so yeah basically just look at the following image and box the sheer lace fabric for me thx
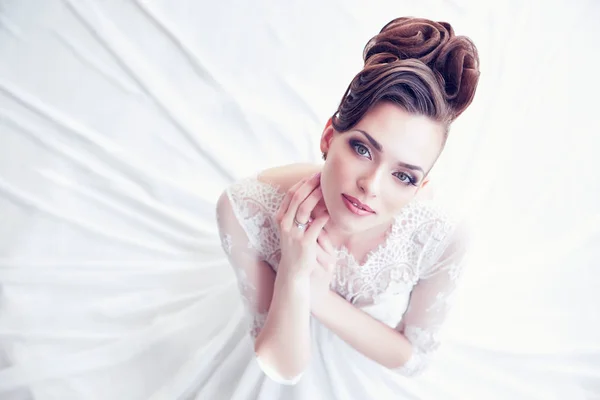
[216,174,467,380]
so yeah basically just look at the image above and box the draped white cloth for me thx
[0,0,599,399]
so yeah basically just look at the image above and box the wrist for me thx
[275,270,310,298]
[310,289,334,319]
[276,263,311,285]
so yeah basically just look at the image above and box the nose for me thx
[357,168,381,197]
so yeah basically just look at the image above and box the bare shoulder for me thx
[257,163,321,193]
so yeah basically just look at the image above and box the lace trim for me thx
[226,175,285,266]
[331,207,454,306]
[220,232,233,255]
[250,312,268,339]
[394,325,440,376]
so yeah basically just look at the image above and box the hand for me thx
[275,172,330,282]
[310,226,337,309]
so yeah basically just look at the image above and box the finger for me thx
[276,177,309,222]
[277,175,314,222]
[294,186,322,227]
[281,173,322,230]
[304,212,329,243]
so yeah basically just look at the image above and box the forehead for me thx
[353,102,444,167]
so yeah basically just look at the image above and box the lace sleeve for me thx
[394,222,468,377]
[216,180,303,385]
[215,189,276,341]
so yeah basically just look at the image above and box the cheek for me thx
[328,149,348,171]
[328,146,358,181]
[323,149,350,186]
[380,189,419,214]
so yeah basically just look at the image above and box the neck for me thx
[323,218,394,250]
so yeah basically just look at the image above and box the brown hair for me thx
[324,17,480,160]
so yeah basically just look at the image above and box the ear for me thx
[320,117,335,155]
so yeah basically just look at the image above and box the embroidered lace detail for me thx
[250,312,268,339]
[331,204,454,307]
[216,180,284,343]
[221,233,233,255]
[394,326,439,376]
[225,176,285,268]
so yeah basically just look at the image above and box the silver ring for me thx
[293,217,309,230]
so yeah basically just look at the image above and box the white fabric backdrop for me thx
[0,0,599,399]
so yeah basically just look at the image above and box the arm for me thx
[254,272,311,383]
[312,290,414,368]
[216,191,310,384]
[313,225,467,376]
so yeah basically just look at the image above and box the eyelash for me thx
[349,140,418,186]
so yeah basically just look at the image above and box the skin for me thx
[314,100,445,251]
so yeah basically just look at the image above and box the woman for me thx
[215,16,480,399]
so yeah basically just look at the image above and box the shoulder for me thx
[257,163,321,194]
[405,199,454,236]
[407,200,467,256]
[219,163,321,217]
[407,200,468,277]
[217,163,319,264]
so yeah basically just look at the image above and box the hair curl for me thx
[324,17,480,160]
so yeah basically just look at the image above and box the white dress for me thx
[209,173,466,399]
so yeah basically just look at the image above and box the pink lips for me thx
[342,194,374,213]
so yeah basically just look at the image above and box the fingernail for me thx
[314,172,321,178]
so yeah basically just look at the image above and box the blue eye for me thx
[351,140,371,158]
[394,172,416,185]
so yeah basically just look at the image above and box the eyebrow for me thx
[354,129,425,175]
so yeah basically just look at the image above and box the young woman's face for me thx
[319,101,445,235]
